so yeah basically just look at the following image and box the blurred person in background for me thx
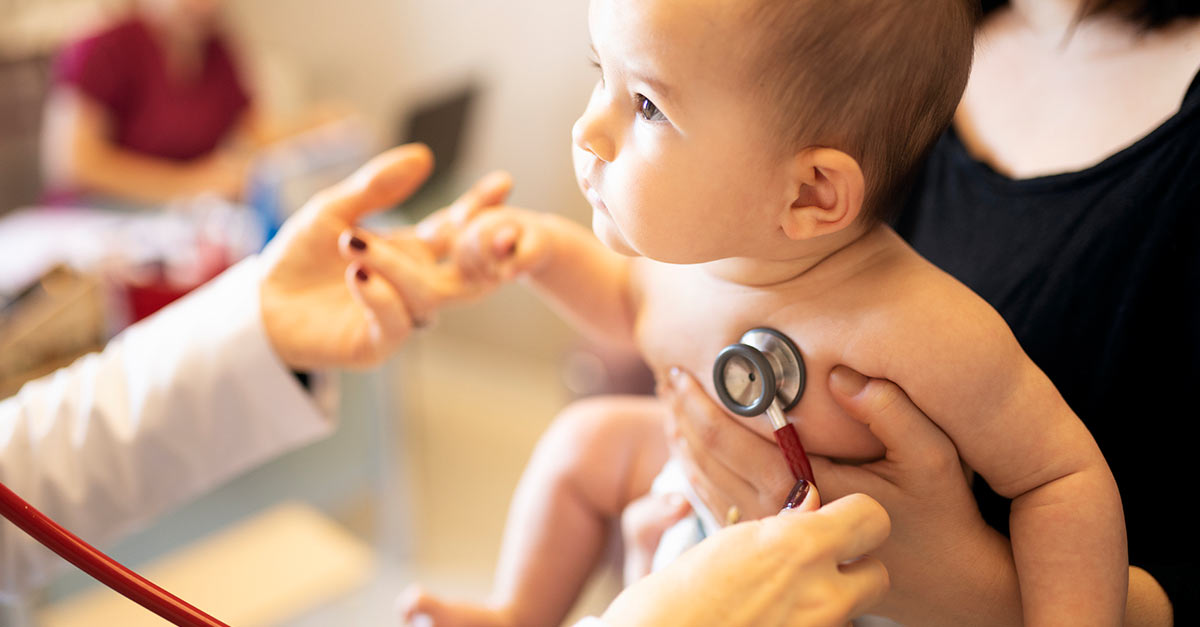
[39,0,338,206]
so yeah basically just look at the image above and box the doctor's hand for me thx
[657,366,1022,626]
[259,144,463,370]
[603,491,890,627]
[336,167,519,317]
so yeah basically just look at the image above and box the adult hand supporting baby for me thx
[655,366,1024,626]
[604,491,890,627]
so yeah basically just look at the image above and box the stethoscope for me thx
[713,328,816,487]
[0,326,817,627]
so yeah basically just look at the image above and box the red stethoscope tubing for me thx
[0,481,229,627]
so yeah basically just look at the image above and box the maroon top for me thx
[54,18,251,162]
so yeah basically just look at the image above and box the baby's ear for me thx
[780,148,865,241]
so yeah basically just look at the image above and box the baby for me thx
[385,0,1127,625]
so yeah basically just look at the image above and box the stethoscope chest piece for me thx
[713,327,805,417]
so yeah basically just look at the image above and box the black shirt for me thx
[896,71,1200,621]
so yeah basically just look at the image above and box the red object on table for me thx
[0,481,229,627]
[123,238,229,323]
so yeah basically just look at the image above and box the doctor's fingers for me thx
[344,262,413,366]
[340,229,463,320]
[308,144,435,224]
[661,369,793,515]
[827,366,961,484]
[416,170,514,257]
[810,493,892,564]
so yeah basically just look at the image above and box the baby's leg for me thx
[401,395,668,627]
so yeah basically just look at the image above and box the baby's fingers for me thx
[416,170,513,257]
[452,214,522,284]
[456,211,549,284]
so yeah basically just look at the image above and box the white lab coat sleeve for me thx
[0,256,336,596]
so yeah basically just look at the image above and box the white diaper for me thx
[648,459,723,573]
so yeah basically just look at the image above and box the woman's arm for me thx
[41,88,248,204]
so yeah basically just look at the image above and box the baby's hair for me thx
[747,0,978,222]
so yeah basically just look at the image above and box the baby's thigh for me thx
[539,395,670,515]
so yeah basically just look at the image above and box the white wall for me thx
[226,0,600,358]
[226,0,594,219]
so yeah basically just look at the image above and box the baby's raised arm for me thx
[869,285,1127,625]
[444,207,640,348]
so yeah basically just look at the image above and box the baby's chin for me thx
[592,211,641,257]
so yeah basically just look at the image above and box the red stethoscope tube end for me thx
[0,481,229,627]
[773,423,817,488]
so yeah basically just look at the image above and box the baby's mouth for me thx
[582,182,609,215]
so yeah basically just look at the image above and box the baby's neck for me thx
[700,221,881,287]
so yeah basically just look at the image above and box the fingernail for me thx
[666,493,686,508]
[829,365,868,397]
[355,268,369,282]
[349,235,368,251]
[782,478,810,510]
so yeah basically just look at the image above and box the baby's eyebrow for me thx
[633,71,674,103]
[589,43,675,103]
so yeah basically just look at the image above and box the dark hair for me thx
[981,0,1200,28]
[748,0,979,223]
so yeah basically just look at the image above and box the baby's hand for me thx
[450,207,553,290]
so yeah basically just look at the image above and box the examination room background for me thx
[0,0,621,624]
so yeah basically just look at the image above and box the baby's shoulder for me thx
[843,232,1022,369]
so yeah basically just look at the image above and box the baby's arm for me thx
[450,208,639,348]
[870,286,1126,625]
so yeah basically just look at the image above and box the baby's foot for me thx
[398,585,517,627]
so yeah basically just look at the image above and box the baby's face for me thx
[573,0,791,265]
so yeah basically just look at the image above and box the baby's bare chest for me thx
[633,265,885,461]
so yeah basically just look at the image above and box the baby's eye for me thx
[589,57,605,86]
[635,94,666,122]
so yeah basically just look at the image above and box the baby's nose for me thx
[572,112,616,163]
